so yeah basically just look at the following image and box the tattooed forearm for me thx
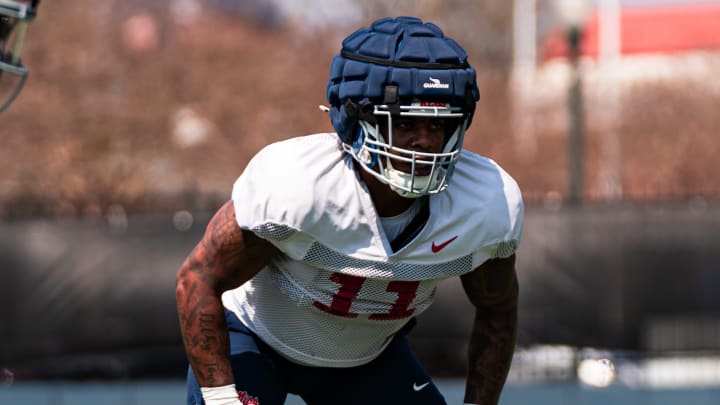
[461,256,519,405]
[175,200,277,387]
[191,310,231,385]
[464,289,518,403]
[177,276,234,386]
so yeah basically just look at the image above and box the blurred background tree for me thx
[1,0,718,219]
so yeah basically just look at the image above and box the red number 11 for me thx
[313,273,420,320]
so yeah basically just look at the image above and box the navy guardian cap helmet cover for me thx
[325,16,480,198]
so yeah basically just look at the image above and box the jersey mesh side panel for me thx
[303,241,474,279]
[252,223,475,279]
[496,239,518,258]
[251,224,297,241]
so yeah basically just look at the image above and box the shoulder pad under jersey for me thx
[423,150,524,265]
[231,133,379,259]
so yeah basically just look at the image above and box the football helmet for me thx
[0,0,39,112]
[326,16,479,198]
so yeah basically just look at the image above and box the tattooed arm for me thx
[175,200,278,388]
[460,254,519,405]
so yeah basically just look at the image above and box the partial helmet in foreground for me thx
[0,0,39,112]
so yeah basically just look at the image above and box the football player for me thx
[0,0,39,112]
[176,16,524,405]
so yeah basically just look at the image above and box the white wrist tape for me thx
[200,384,243,405]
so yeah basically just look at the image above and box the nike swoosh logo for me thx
[431,236,458,253]
[413,382,430,391]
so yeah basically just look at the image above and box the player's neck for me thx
[357,167,416,217]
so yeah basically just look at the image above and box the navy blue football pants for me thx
[186,310,446,405]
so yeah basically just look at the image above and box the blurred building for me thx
[512,0,720,201]
[542,2,720,59]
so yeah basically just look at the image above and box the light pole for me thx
[554,0,590,205]
[511,0,537,159]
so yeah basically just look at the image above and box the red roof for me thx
[542,3,720,60]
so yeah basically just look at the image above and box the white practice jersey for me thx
[223,133,524,367]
